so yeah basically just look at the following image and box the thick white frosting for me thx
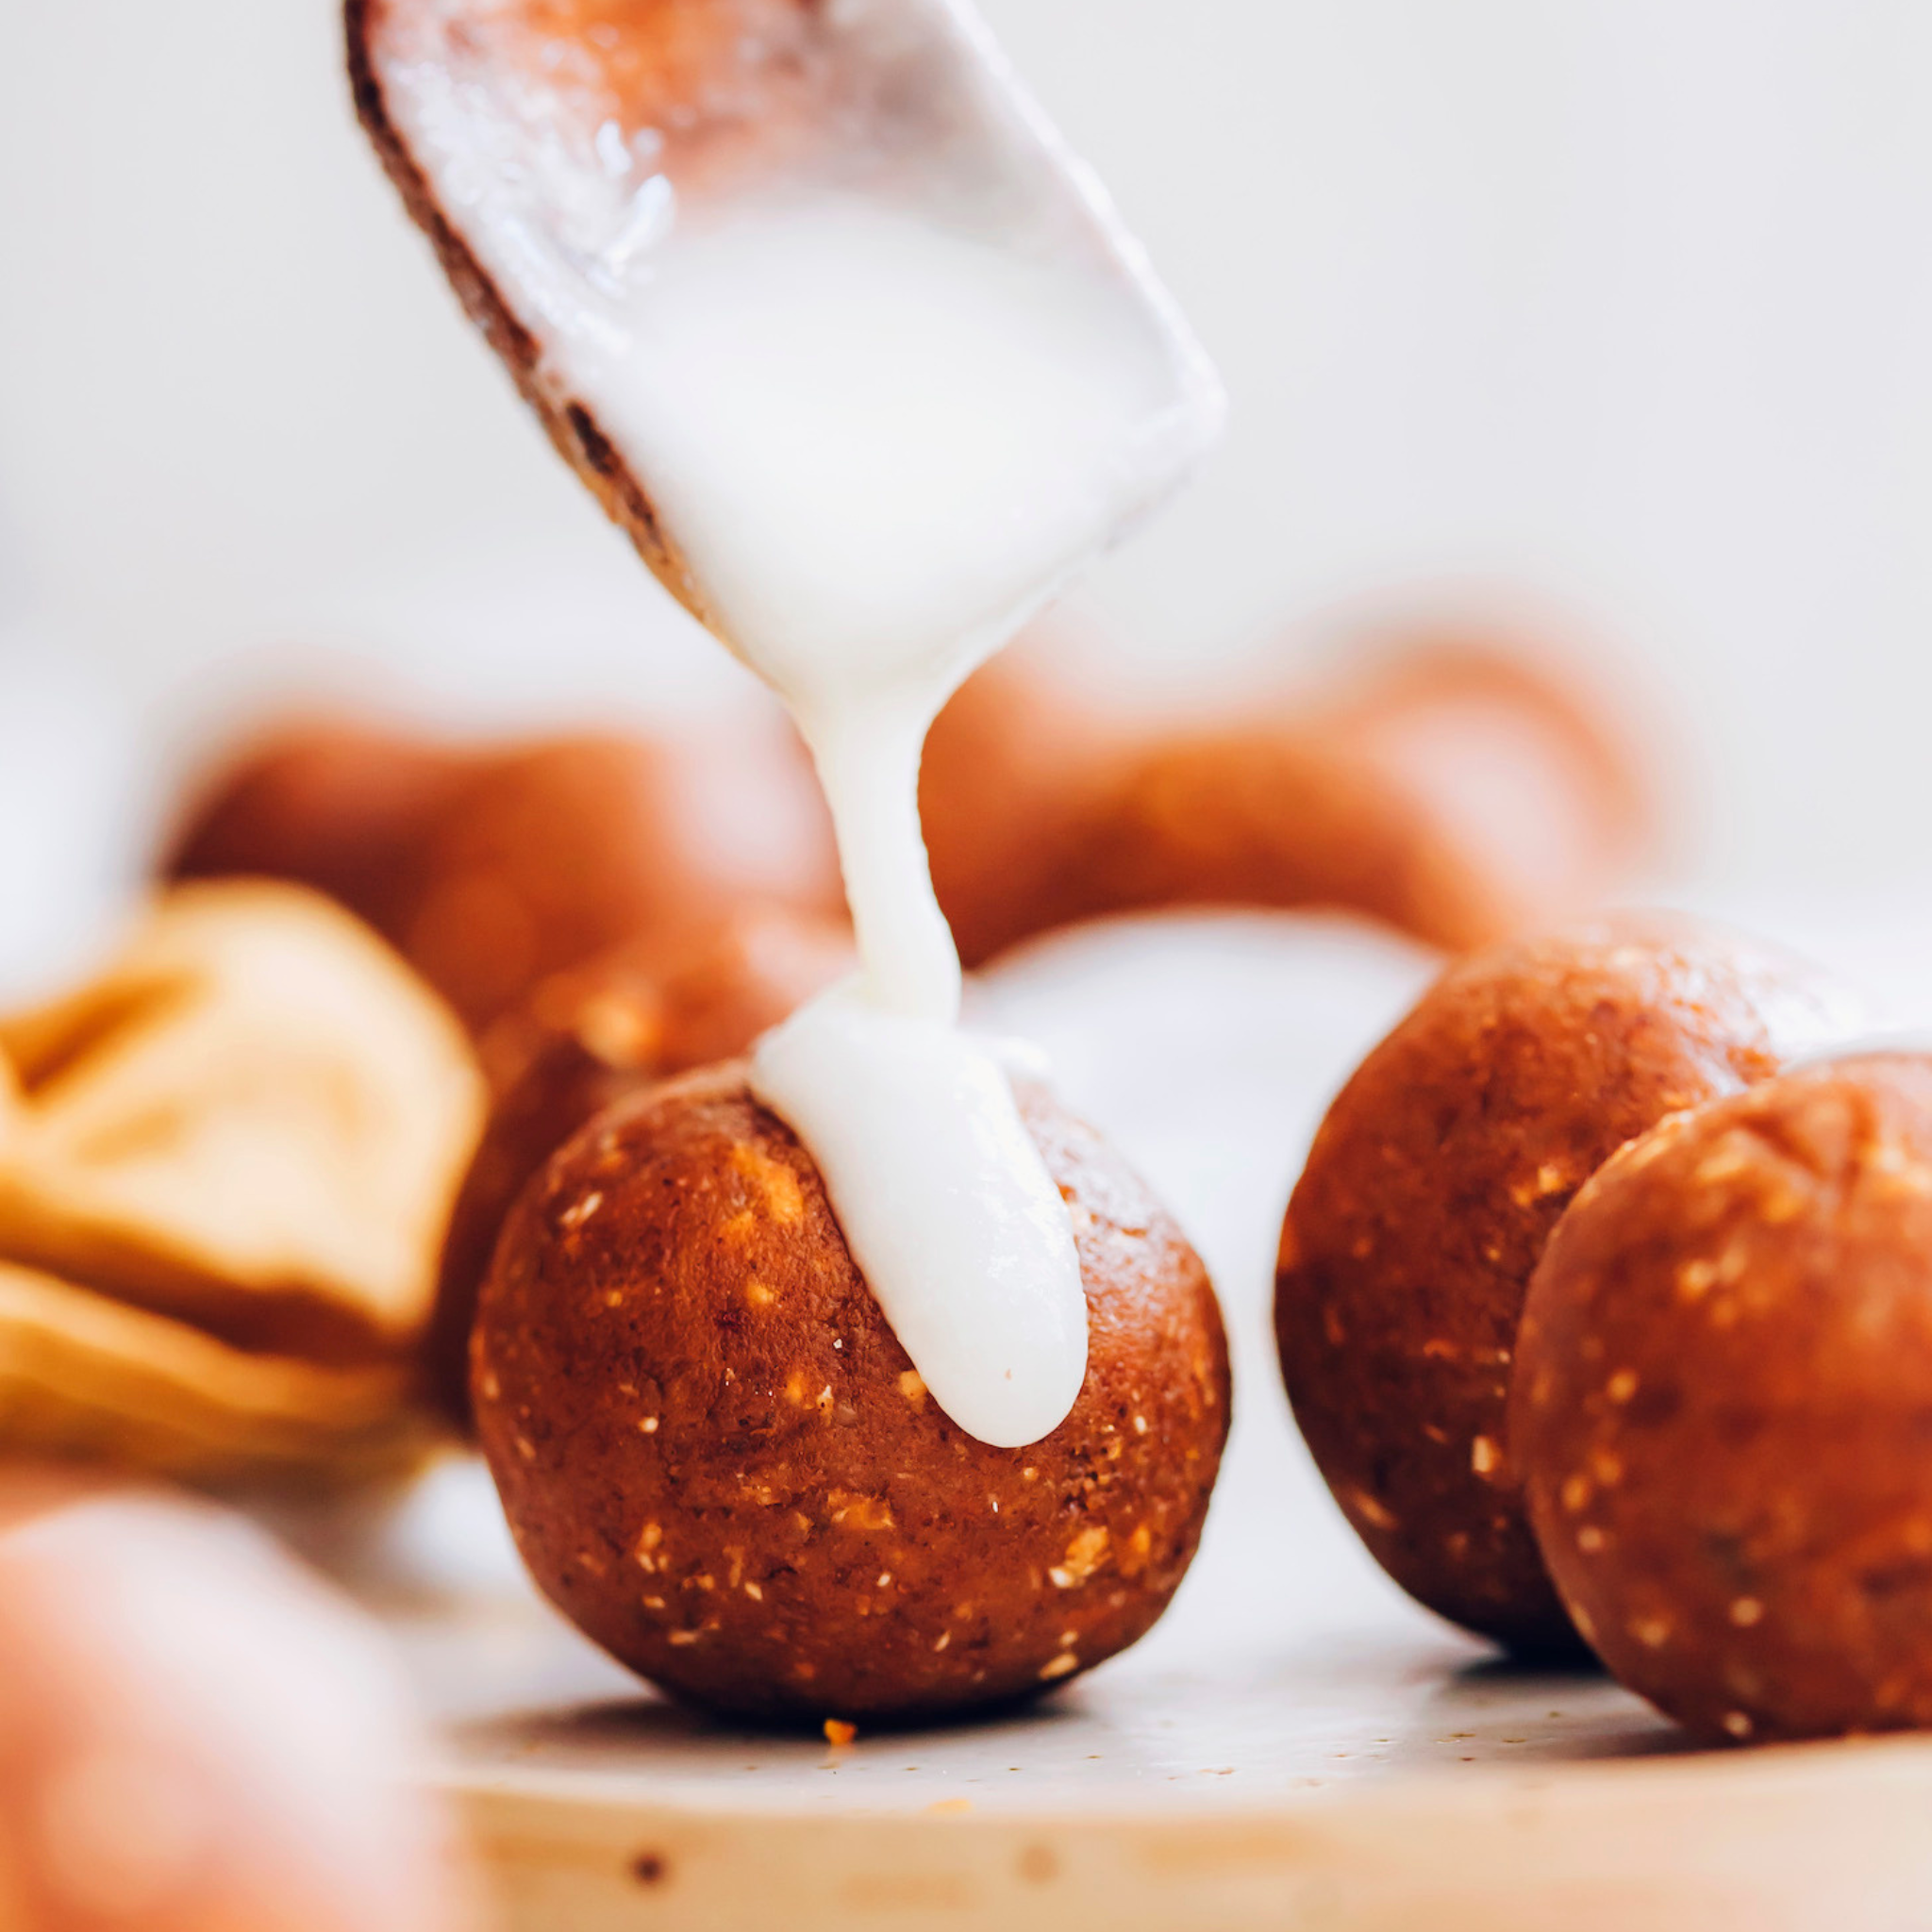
[379,2,1223,1445]
[753,984,1086,1446]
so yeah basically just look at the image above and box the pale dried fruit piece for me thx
[0,1260,429,1491]
[0,880,485,1362]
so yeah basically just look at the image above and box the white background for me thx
[5,1,1932,950]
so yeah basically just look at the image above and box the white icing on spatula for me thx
[359,0,1223,1444]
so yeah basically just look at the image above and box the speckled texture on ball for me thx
[1274,915,1855,1654]
[428,907,852,1423]
[1515,1054,1932,1743]
[473,1065,1230,1723]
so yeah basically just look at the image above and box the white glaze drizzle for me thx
[754,984,1085,1446]
[379,3,1223,1445]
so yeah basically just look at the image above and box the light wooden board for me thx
[382,1565,1932,1932]
[341,914,1932,1930]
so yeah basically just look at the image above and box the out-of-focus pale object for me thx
[0,1472,478,1931]
[0,627,141,1013]
[0,879,485,1363]
[0,1262,430,1491]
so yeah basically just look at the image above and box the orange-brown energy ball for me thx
[428,905,855,1422]
[474,1067,1231,1723]
[166,713,841,1031]
[161,720,468,946]
[1274,916,1855,1654]
[919,649,1139,969]
[1515,1054,1932,1743]
[921,637,1649,969]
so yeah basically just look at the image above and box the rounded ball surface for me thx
[396,728,836,1028]
[168,716,840,1030]
[164,720,467,944]
[1274,915,1854,1654]
[1515,1054,1932,1743]
[921,637,1650,968]
[474,1067,1230,1722]
[428,906,853,1423]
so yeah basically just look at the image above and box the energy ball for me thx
[920,647,1137,968]
[1274,916,1856,1654]
[395,727,836,1029]
[474,1066,1230,1723]
[163,720,467,946]
[1515,1054,1932,1743]
[167,713,840,1030]
[427,905,854,1422]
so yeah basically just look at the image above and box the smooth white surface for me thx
[753,984,1087,1448]
[565,202,1221,707]
[404,1595,1673,1813]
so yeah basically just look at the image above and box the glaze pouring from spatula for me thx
[352,0,1224,1446]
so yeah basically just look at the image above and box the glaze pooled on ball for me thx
[1515,1054,1932,1742]
[1274,916,1855,1653]
[474,1066,1229,1722]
